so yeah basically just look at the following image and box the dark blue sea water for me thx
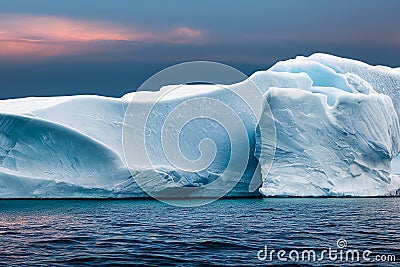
[0,198,399,266]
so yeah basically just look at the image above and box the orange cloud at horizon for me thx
[0,14,205,58]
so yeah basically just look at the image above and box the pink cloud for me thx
[0,14,205,58]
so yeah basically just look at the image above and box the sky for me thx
[0,0,399,99]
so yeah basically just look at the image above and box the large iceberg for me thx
[0,53,399,198]
[256,54,400,196]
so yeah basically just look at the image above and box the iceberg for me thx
[0,53,399,198]
[0,96,140,198]
[0,91,263,198]
[257,54,400,196]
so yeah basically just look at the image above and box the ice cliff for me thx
[0,53,399,198]
[256,54,400,196]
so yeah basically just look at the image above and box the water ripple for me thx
[0,198,399,266]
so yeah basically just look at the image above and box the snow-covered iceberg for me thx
[257,54,400,196]
[0,92,263,198]
[0,53,399,198]
[0,96,138,198]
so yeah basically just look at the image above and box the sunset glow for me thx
[0,14,205,58]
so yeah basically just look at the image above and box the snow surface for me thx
[0,53,399,198]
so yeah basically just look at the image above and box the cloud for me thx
[0,14,205,58]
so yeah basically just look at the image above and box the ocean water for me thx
[0,198,399,266]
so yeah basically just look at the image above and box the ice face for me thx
[257,88,399,196]
[256,54,400,196]
[0,53,399,198]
